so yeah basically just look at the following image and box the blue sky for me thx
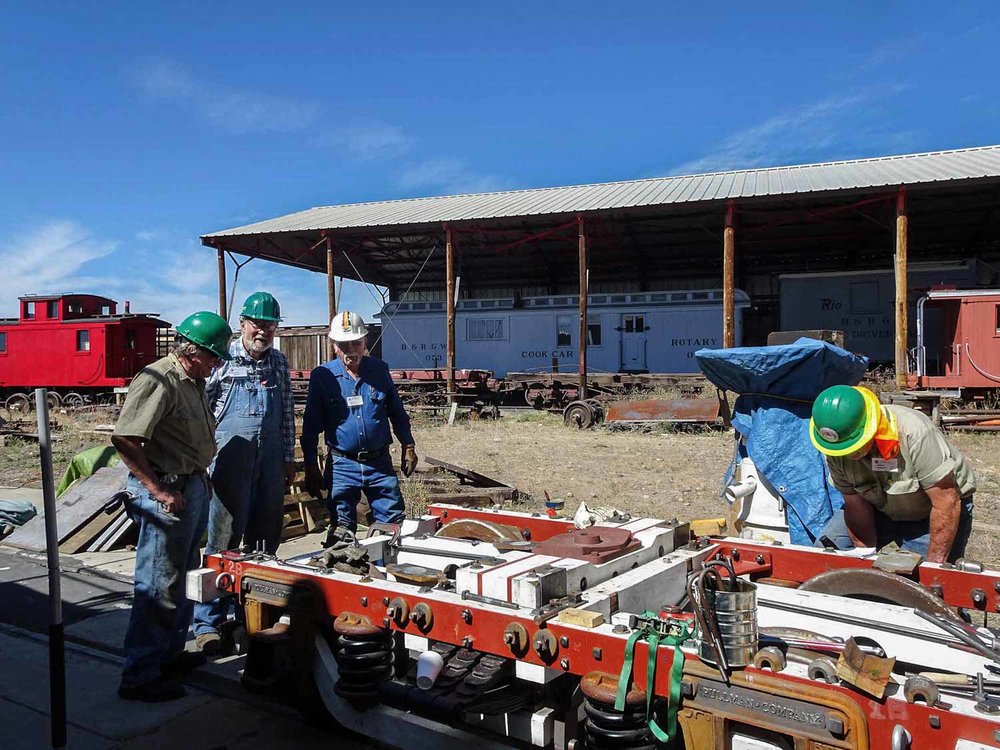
[1,2,997,326]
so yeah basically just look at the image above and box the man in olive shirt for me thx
[810,385,975,564]
[111,311,232,702]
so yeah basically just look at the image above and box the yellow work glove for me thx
[401,445,418,477]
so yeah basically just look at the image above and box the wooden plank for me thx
[87,509,129,552]
[424,456,511,489]
[97,515,136,552]
[5,464,128,552]
[60,503,123,554]
[555,608,605,628]
[895,187,908,387]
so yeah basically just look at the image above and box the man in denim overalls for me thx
[193,292,296,654]
[302,311,418,541]
[112,311,232,702]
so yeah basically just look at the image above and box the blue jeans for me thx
[193,434,285,637]
[120,473,210,688]
[328,452,405,531]
[816,497,974,563]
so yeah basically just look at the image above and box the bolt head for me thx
[360,597,368,606]
[560,658,569,670]
[559,636,569,648]
[755,554,765,564]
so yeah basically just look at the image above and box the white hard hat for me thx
[329,310,369,342]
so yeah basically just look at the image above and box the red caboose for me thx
[912,288,1000,395]
[0,293,169,410]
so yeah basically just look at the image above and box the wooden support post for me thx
[216,247,228,321]
[326,236,336,360]
[578,215,588,400]
[446,226,456,403]
[895,187,909,388]
[723,201,736,349]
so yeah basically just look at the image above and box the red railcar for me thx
[912,288,1000,394]
[0,293,169,410]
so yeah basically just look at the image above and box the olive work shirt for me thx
[112,353,217,475]
[826,404,976,522]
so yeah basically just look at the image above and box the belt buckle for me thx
[357,450,370,462]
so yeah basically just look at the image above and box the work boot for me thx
[161,650,207,677]
[118,676,186,703]
[195,631,222,656]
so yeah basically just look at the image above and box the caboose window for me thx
[996,304,1000,334]
[556,315,574,347]
[24,302,35,319]
[0,332,6,353]
[46,301,58,318]
[126,331,137,350]
[76,330,90,352]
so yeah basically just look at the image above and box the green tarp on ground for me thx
[56,445,120,497]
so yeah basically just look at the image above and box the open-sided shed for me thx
[202,144,1000,396]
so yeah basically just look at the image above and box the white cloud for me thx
[0,221,118,314]
[397,158,509,195]
[316,122,413,160]
[131,60,321,134]
[667,86,911,176]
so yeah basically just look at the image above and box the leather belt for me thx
[328,446,389,463]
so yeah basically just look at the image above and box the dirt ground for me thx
[3,406,998,564]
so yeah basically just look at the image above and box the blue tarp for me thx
[696,338,869,545]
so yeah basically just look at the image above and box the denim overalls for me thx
[193,357,285,637]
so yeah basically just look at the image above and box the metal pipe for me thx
[461,590,521,610]
[36,389,66,750]
[914,609,1000,664]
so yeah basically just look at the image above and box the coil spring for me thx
[582,697,657,750]
[333,630,393,703]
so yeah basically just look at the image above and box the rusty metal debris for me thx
[835,636,896,698]
[799,567,962,622]
[435,518,525,543]
[563,396,726,429]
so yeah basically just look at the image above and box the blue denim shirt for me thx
[300,356,414,464]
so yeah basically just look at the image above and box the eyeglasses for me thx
[246,318,278,332]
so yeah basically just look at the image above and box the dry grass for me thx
[4,404,998,567]
[411,412,1000,566]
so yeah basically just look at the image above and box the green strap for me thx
[614,614,694,744]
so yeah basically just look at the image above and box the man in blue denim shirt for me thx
[302,311,417,538]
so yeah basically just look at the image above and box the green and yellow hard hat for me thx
[809,385,880,457]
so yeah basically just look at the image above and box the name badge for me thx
[226,365,250,378]
[346,395,364,408]
[871,457,899,472]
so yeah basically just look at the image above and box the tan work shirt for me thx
[826,405,976,521]
[113,353,217,474]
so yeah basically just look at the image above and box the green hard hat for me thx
[809,385,873,456]
[240,291,282,322]
[176,311,233,360]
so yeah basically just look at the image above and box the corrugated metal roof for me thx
[204,145,1000,238]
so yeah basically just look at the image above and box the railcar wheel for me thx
[5,393,32,413]
[63,393,86,407]
[563,400,597,429]
[46,392,61,409]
